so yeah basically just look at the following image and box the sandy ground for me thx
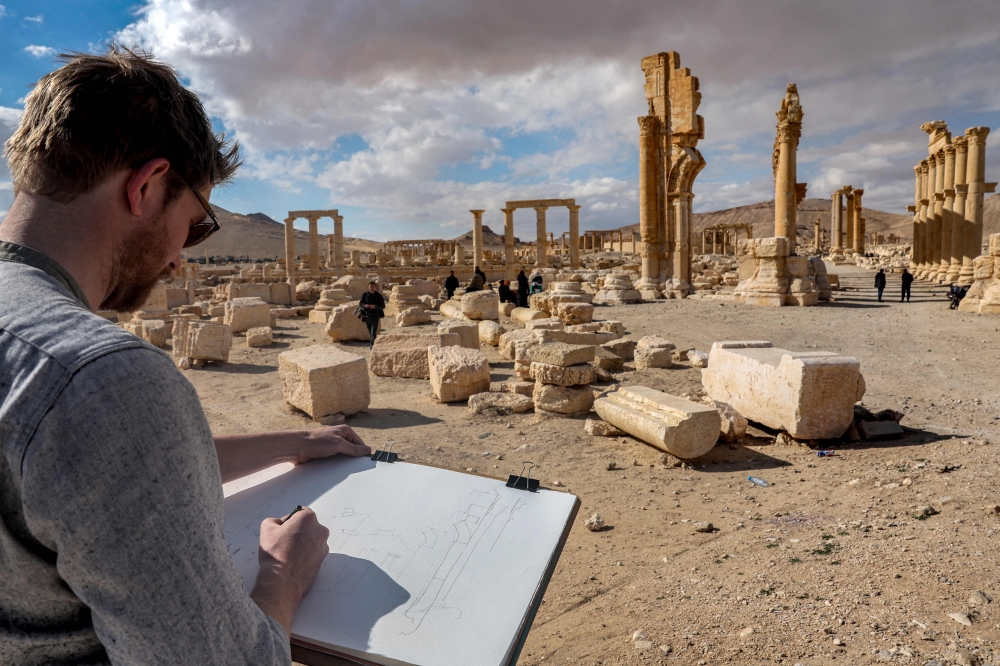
[187,265,1000,666]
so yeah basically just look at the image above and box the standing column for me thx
[307,216,320,277]
[932,150,946,281]
[943,144,958,282]
[333,215,345,278]
[502,208,516,279]
[925,152,939,278]
[284,216,297,288]
[534,207,548,269]
[567,205,581,270]
[470,210,485,269]
[814,218,821,251]
[831,190,844,258]
[859,219,866,255]
[845,189,856,253]
[910,166,921,269]
[327,235,334,269]
[954,137,973,284]
[674,193,693,286]
[918,160,930,276]
[637,116,661,287]
[773,86,803,255]
[852,189,864,255]
[965,127,991,268]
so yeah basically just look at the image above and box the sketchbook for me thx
[222,456,579,666]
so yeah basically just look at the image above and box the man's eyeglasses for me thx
[185,187,221,248]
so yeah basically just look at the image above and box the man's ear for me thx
[125,158,172,217]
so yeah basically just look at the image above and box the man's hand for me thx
[250,507,330,636]
[297,425,370,464]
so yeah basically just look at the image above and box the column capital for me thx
[566,204,582,212]
[919,160,929,172]
[469,209,486,216]
[955,183,969,195]
[953,135,968,152]
[944,143,956,157]
[333,215,343,223]
[638,115,659,136]
[852,188,864,197]
[534,206,548,213]
[913,165,921,175]
[284,217,295,224]
[965,126,990,144]
[500,208,515,215]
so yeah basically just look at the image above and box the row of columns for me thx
[474,205,582,279]
[909,124,994,284]
[284,210,343,288]
[830,186,864,258]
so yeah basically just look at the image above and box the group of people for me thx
[874,268,915,303]
[443,266,544,308]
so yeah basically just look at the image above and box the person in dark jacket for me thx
[497,280,516,304]
[466,271,484,292]
[444,271,459,299]
[900,268,914,302]
[874,269,887,302]
[530,274,544,294]
[516,270,529,307]
[359,281,385,348]
[474,266,486,282]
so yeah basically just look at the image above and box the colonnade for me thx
[700,224,752,255]
[829,187,864,259]
[284,209,343,287]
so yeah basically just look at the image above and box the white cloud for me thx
[24,14,43,24]
[0,5,6,19]
[24,45,56,58]
[0,182,12,191]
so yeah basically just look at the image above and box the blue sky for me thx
[2,1,1000,242]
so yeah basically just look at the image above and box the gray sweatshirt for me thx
[0,242,290,665]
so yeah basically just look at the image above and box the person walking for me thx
[874,269,887,302]
[901,268,914,302]
[360,281,385,348]
[444,270,459,299]
[516,269,529,307]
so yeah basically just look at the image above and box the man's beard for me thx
[100,208,174,313]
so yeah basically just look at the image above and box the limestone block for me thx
[295,280,316,301]
[593,346,624,371]
[601,338,635,361]
[428,345,491,402]
[407,279,441,297]
[325,305,374,342]
[584,419,624,437]
[439,301,468,320]
[701,341,865,440]
[565,323,602,333]
[172,319,232,366]
[714,400,748,442]
[974,256,994,280]
[332,275,371,300]
[279,345,369,418]
[271,307,297,319]
[536,329,616,346]
[461,291,499,320]
[468,392,534,415]
[526,342,596,367]
[499,302,517,317]
[528,293,551,314]
[754,237,789,259]
[224,297,272,334]
[514,361,532,380]
[593,386,720,459]
[533,382,595,415]
[370,333,461,379]
[529,361,594,387]
[396,306,432,327]
[246,326,274,347]
[498,329,541,361]
[491,380,535,396]
[596,320,626,336]
[688,350,709,367]
[637,335,675,351]
[438,319,479,349]
[511,307,548,323]
[309,309,332,324]
[208,305,226,318]
[555,302,594,325]
[478,320,506,346]
[176,305,203,318]
[634,348,673,370]
[524,318,563,331]
[140,320,167,348]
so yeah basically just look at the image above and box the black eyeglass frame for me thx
[185,187,221,248]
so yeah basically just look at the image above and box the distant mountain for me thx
[450,224,522,248]
[246,212,281,225]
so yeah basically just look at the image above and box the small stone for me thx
[633,640,653,650]
[832,638,843,646]
[552,480,564,487]
[969,590,991,605]
[584,513,605,532]
[739,627,754,637]
[687,350,709,367]
[606,461,620,471]
[984,504,1000,515]
[659,452,683,468]
[585,418,624,437]
[916,505,939,517]
[632,630,647,641]
[947,611,972,626]
[694,521,714,533]
[659,645,672,654]
[901,477,912,486]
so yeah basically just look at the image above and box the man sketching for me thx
[0,48,370,664]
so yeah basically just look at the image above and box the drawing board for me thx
[223,456,579,666]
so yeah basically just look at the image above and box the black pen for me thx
[281,505,303,525]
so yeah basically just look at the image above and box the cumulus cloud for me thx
[0,5,6,19]
[24,14,43,24]
[115,0,1000,236]
[24,45,56,58]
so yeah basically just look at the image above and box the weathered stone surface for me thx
[527,342,596,367]
[714,401,748,442]
[584,513,605,531]
[478,320,505,346]
[271,307,297,319]
[533,382,595,415]
[461,291,499,320]
[511,307,548,323]
[594,386,720,459]
[688,350,709,367]
[172,319,232,366]
[524,318,563,331]
[439,301,467,320]
[634,347,673,369]
[308,309,331,324]
[396,306,432,327]
[295,280,316,301]
[536,329,617,346]
[499,302,517,317]
[498,329,541,360]
[701,341,865,440]
[593,346,625,371]
[529,361,594,387]
[331,275,371,300]
[269,282,293,306]
[438,319,480,349]
[428,345,491,402]
[528,292,551,314]
[325,304,374,342]
[468,392,535,414]
[584,418,624,437]
[601,338,635,361]
[596,320,626,336]
[370,333,462,378]
[140,319,167,348]
[224,297,271,334]
[556,302,595,325]
[279,345,369,418]
[491,380,535,396]
[246,326,274,347]
[637,335,675,350]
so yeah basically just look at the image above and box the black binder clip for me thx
[506,461,539,492]
[371,439,398,463]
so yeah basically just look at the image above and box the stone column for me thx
[845,190,856,254]
[830,190,844,258]
[501,208,516,279]
[284,216,297,287]
[943,144,959,282]
[454,244,465,266]
[932,150,946,280]
[675,193,693,286]
[333,214,345,277]
[307,216,320,277]
[852,189,864,255]
[918,160,930,276]
[470,209,485,269]
[567,205,581,270]
[910,166,921,269]
[534,206,548,269]
[326,235,334,269]
[637,115,661,287]
[773,85,803,255]
[859,219,866,255]
[954,137,972,284]
[965,127,991,269]
[814,218,821,251]
[205,246,210,265]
